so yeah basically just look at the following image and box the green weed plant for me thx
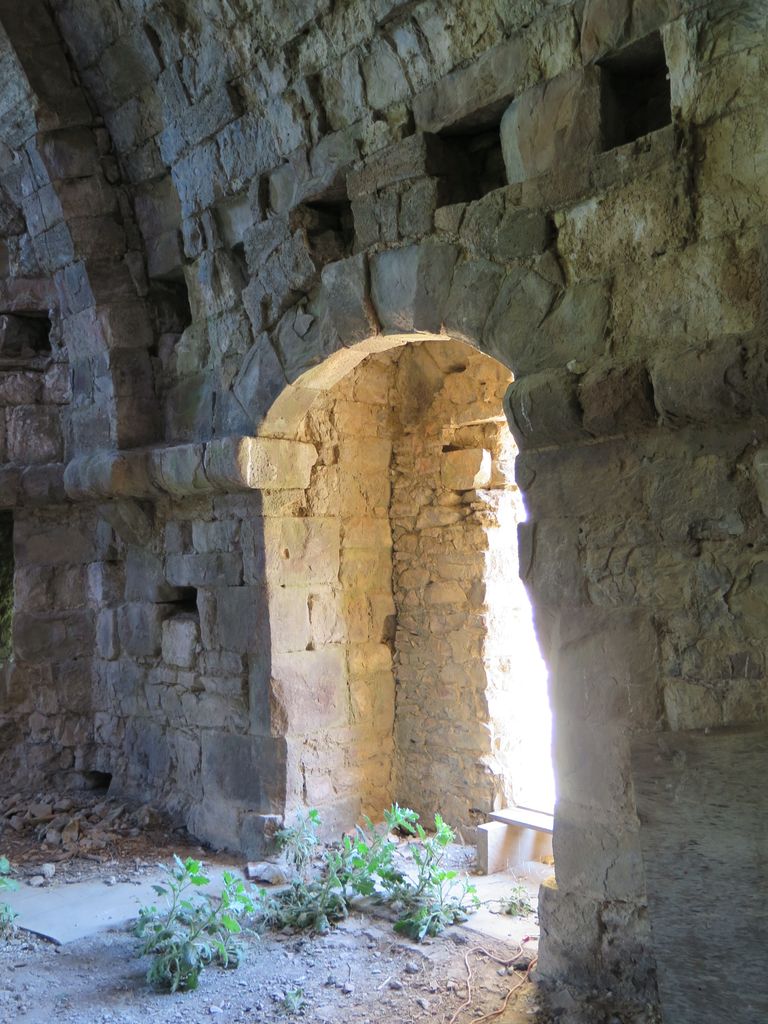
[135,855,255,992]
[0,856,18,937]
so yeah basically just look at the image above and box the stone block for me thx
[270,647,348,733]
[165,551,242,588]
[64,451,154,501]
[500,66,602,185]
[87,562,123,605]
[525,518,587,608]
[42,363,71,404]
[6,406,62,464]
[264,518,340,587]
[555,719,634,816]
[399,177,441,238]
[96,609,119,661]
[553,808,646,900]
[347,133,454,198]
[101,501,154,548]
[441,448,492,490]
[165,373,214,441]
[516,442,643,521]
[0,370,41,405]
[268,586,312,653]
[0,468,20,507]
[549,608,660,728]
[20,465,67,506]
[217,114,279,193]
[651,338,751,426]
[370,242,458,334]
[361,36,410,111]
[191,520,239,554]
[36,127,98,181]
[320,50,366,131]
[232,335,287,422]
[580,0,681,63]
[505,370,586,448]
[14,610,94,662]
[483,266,559,373]
[149,444,208,498]
[213,585,269,653]
[117,602,163,658]
[308,587,346,646]
[340,547,391,589]
[125,548,179,602]
[320,253,379,345]
[201,732,287,811]
[752,448,768,519]
[537,883,602,988]
[14,518,98,567]
[239,812,283,859]
[272,307,341,385]
[443,258,505,345]
[161,615,200,668]
[495,206,551,259]
[579,361,657,437]
[412,34,528,134]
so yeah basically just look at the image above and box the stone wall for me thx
[1,503,102,786]
[390,340,546,831]
[0,0,767,1019]
[280,355,398,829]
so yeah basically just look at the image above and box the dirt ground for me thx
[0,914,541,1024]
[0,790,545,1024]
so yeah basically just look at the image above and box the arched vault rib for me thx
[0,0,158,453]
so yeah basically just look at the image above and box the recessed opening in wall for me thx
[599,31,671,151]
[0,312,52,359]
[82,770,113,793]
[437,109,507,203]
[0,510,13,660]
[292,196,354,263]
[164,586,198,616]
[149,279,192,336]
[277,338,555,860]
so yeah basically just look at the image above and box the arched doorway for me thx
[261,335,554,835]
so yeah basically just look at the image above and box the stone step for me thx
[488,806,554,834]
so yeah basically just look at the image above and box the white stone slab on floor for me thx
[3,865,241,945]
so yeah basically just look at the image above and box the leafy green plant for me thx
[330,803,418,900]
[258,875,349,935]
[387,814,480,941]
[134,855,256,992]
[500,882,534,917]
[259,804,478,942]
[0,856,18,937]
[282,986,306,1013]
[276,808,322,881]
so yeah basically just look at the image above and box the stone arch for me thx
[257,329,555,837]
[0,0,159,454]
[249,242,656,1000]
[256,242,521,441]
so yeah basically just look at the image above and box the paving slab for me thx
[3,865,241,945]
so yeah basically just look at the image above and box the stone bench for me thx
[477,806,554,875]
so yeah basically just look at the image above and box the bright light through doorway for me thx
[485,423,555,816]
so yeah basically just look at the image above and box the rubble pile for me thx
[0,790,184,869]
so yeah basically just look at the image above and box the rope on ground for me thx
[446,943,537,1024]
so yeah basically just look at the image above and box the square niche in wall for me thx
[599,31,671,151]
[437,117,507,202]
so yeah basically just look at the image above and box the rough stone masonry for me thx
[1,1,767,1021]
